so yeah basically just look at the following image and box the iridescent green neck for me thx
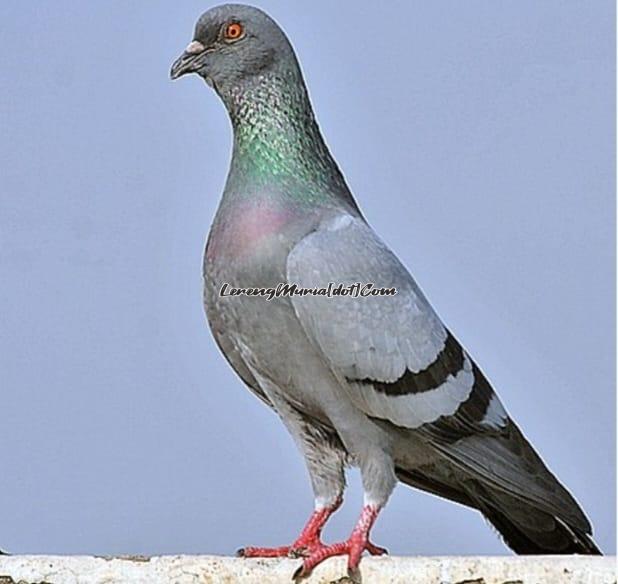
[222,68,352,205]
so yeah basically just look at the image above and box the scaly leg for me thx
[292,504,387,579]
[237,496,342,558]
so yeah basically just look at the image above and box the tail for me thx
[465,480,602,555]
[396,453,602,555]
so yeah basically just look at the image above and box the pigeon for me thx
[170,4,601,578]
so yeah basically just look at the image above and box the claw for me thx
[365,541,388,556]
[292,564,304,581]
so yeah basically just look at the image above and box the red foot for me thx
[237,498,342,559]
[293,505,386,580]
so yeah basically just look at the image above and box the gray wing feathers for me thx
[433,421,591,532]
[287,214,447,382]
[287,214,482,430]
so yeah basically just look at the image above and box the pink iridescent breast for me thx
[206,198,297,262]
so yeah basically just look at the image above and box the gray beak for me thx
[170,41,207,80]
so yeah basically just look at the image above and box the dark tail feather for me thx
[467,483,602,555]
[396,465,602,555]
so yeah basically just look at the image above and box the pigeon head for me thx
[170,4,297,96]
[170,4,354,204]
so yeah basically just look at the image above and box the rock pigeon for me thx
[170,4,601,578]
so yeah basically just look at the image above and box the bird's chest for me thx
[203,199,320,392]
[204,197,308,291]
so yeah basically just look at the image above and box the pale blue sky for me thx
[0,1,614,555]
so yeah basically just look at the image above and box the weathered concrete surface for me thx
[0,555,614,584]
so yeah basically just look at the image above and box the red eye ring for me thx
[224,22,244,41]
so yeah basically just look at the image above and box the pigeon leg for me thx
[238,497,342,558]
[292,504,386,580]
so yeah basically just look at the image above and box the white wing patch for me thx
[347,355,474,428]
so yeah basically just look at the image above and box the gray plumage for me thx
[171,3,600,567]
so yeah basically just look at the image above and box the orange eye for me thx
[224,22,244,41]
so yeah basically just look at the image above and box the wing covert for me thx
[286,213,499,431]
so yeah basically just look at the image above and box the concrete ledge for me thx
[0,555,614,584]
